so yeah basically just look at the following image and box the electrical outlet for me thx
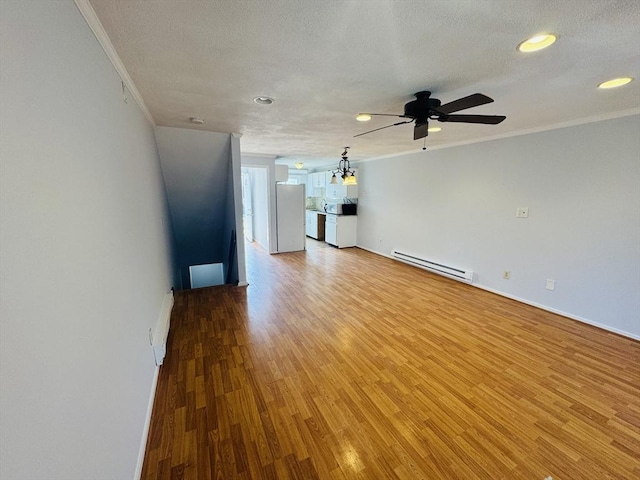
[503,270,511,279]
[516,207,529,218]
[545,279,555,291]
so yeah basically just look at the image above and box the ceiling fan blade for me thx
[435,93,494,114]
[365,113,406,117]
[354,120,413,138]
[441,114,506,124]
[413,122,429,140]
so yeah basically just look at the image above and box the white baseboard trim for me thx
[356,244,394,259]
[356,244,640,341]
[238,281,249,287]
[134,365,160,480]
[474,284,640,341]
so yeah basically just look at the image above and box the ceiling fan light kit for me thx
[354,90,506,142]
[353,32,564,148]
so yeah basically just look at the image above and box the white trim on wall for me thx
[355,114,640,341]
[73,0,155,125]
[356,245,640,341]
[356,107,640,164]
[134,366,161,480]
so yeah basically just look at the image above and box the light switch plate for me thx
[545,279,555,291]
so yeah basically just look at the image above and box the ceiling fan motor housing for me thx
[404,91,441,125]
[354,90,504,141]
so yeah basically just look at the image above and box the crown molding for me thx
[359,107,640,164]
[73,0,155,125]
[241,152,278,160]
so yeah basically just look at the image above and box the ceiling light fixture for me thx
[517,33,557,52]
[253,96,274,105]
[294,162,304,169]
[598,77,633,89]
[427,126,442,133]
[190,117,205,125]
[356,113,372,122]
[330,147,357,186]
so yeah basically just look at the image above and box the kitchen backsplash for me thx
[306,197,322,210]
[306,196,358,210]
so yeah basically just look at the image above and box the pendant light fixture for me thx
[330,147,357,185]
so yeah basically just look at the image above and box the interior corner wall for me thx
[242,156,279,254]
[223,158,236,284]
[356,114,640,339]
[0,2,174,479]
[221,135,243,285]
[248,167,270,250]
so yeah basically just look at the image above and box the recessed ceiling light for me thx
[598,77,633,89]
[517,33,557,53]
[254,96,274,105]
[190,117,204,125]
[356,113,372,122]
[427,126,442,133]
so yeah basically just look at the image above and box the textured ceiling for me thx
[89,0,640,168]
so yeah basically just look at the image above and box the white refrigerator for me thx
[276,183,306,253]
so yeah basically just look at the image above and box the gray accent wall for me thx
[155,126,236,288]
[356,114,640,339]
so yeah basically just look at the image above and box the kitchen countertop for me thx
[306,208,357,217]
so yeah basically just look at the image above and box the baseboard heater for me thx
[152,290,174,366]
[392,250,474,284]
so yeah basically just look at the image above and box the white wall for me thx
[223,134,246,285]
[356,114,640,339]
[247,167,270,250]
[0,2,174,479]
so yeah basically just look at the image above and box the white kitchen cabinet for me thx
[325,168,358,199]
[326,183,358,200]
[305,210,326,240]
[306,172,327,196]
[313,172,325,188]
[325,214,357,248]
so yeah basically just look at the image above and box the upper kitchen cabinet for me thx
[306,172,326,197]
[308,169,359,199]
[326,169,358,199]
[312,172,326,189]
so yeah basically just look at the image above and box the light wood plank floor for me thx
[141,242,640,479]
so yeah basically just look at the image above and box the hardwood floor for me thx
[141,242,640,479]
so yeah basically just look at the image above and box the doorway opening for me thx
[241,167,270,251]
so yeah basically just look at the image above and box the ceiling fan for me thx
[355,91,506,141]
